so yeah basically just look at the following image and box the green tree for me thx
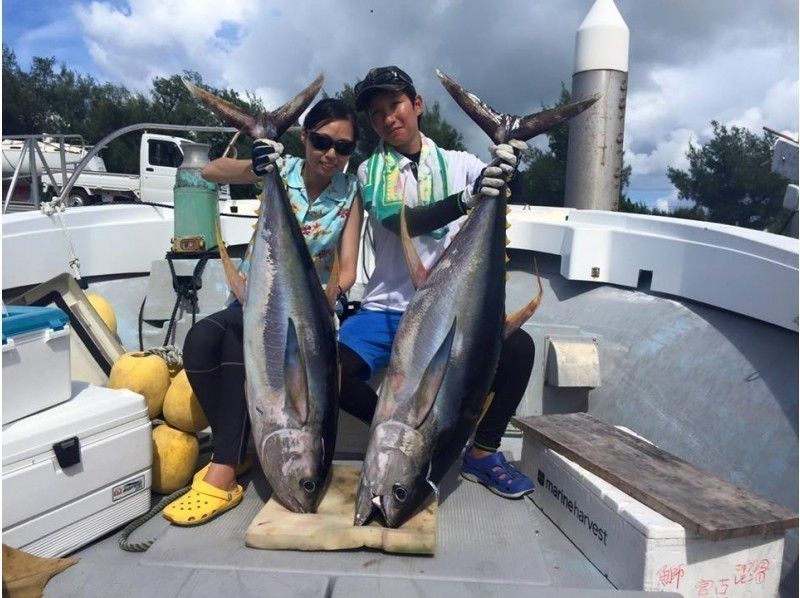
[667,121,788,231]
[516,84,571,207]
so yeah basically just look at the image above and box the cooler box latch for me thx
[53,436,81,468]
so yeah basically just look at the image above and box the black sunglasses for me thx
[307,131,356,156]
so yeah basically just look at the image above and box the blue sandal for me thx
[461,450,535,498]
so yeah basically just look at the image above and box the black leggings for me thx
[339,328,535,451]
[182,305,249,465]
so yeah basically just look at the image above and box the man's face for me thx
[366,90,423,153]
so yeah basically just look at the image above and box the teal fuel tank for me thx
[172,142,219,252]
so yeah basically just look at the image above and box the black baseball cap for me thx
[354,66,416,111]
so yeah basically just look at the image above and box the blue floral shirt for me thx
[238,155,359,285]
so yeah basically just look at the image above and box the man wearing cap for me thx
[339,66,536,499]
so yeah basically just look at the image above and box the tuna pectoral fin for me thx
[324,249,340,310]
[214,217,246,304]
[476,391,496,426]
[284,318,309,426]
[503,262,543,339]
[400,203,429,289]
[408,319,457,429]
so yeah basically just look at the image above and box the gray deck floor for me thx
[43,454,677,598]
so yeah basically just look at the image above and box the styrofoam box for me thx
[2,383,152,558]
[2,306,72,424]
[519,432,784,597]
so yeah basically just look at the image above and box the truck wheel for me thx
[67,189,89,207]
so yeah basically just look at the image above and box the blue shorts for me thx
[339,308,404,379]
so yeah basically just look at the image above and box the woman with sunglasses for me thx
[162,97,362,526]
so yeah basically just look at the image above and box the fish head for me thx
[260,428,326,513]
[355,422,434,528]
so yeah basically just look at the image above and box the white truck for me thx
[40,132,229,206]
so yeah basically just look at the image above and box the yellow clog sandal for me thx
[162,479,244,526]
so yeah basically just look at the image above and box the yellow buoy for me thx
[86,293,117,335]
[151,424,199,494]
[162,369,209,433]
[108,352,170,419]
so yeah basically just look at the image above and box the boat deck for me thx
[43,450,676,597]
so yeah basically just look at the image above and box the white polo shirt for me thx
[357,148,484,312]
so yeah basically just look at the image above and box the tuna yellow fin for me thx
[503,259,543,339]
[214,216,246,304]
[476,391,496,426]
[283,318,309,426]
[324,248,340,310]
[407,318,456,429]
[400,202,429,289]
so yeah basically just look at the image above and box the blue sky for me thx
[3,0,798,210]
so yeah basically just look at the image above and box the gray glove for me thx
[489,139,527,179]
[461,140,528,209]
[251,138,284,176]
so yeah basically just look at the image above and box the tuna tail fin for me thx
[284,318,310,426]
[400,202,429,289]
[183,73,324,140]
[503,259,544,339]
[407,318,456,429]
[214,215,246,304]
[324,249,341,310]
[435,69,599,144]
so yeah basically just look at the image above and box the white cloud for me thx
[654,199,671,213]
[623,41,798,203]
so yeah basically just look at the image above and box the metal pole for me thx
[28,138,40,208]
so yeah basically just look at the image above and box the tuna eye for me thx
[392,484,408,503]
[301,479,317,494]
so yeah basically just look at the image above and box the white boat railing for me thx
[2,134,88,213]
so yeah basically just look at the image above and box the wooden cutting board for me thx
[245,464,436,554]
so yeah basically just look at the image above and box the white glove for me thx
[461,165,506,209]
[251,138,284,176]
[461,140,528,210]
[489,139,528,179]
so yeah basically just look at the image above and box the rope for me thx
[143,345,183,371]
[117,486,190,553]
[40,199,84,284]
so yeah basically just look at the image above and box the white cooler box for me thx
[520,434,785,596]
[2,305,72,424]
[2,383,153,558]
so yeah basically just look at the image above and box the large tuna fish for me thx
[184,76,340,513]
[354,71,598,527]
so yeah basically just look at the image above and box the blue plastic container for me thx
[3,306,69,344]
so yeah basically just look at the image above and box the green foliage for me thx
[667,121,788,231]
[516,84,571,207]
